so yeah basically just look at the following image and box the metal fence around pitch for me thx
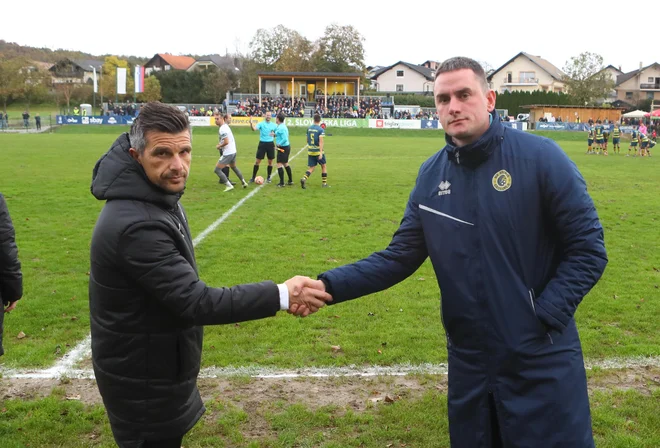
[0,115,56,133]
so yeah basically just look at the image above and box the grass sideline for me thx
[0,384,657,447]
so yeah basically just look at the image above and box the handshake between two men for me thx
[284,276,333,317]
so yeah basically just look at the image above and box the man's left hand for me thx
[4,301,17,313]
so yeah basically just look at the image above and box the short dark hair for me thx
[313,114,321,123]
[435,57,489,92]
[129,102,190,154]
[276,113,285,123]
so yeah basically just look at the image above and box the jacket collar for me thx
[444,111,504,168]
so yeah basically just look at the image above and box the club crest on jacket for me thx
[492,170,512,192]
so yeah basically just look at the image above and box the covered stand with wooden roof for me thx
[256,71,363,108]
[521,104,625,124]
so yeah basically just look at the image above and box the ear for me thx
[128,148,141,161]
[486,89,497,112]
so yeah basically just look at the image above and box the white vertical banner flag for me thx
[116,67,127,95]
[134,66,144,93]
[92,66,98,93]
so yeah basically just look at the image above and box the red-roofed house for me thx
[144,53,196,75]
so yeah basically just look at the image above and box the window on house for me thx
[649,77,654,83]
[647,92,654,100]
[396,84,404,92]
[396,70,404,77]
[625,92,633,99]
[519,72,536,83]
[506,72,512,83]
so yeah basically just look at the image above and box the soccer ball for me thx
[254,176,265,185]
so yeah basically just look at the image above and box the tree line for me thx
[0,31,634,114]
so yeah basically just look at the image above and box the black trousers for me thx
[0,306,5,356]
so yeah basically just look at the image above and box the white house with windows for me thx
[369,61,435,93]
[595,64,623,104]
[487,52,566,93]
[615,62,660,104]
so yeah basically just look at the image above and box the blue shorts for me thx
[588,139,593,146]
[595,138,604,144]
[631,141,638,147]
[308,154,327,167]
[612,138,620,145]
[641,141,648,149]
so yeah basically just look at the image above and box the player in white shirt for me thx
[215,113,249,191]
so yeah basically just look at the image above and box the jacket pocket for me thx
[528,288,555,345]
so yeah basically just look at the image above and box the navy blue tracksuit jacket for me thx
[319,114,608,447]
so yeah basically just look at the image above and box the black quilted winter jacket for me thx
[89,133,280,440]
[0,193,23,357]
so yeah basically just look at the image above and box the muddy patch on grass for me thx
[0,366,656,412]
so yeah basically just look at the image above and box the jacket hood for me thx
[444,111,505,168]
[91,133,182,208]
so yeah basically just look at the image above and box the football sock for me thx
[285,166,293,182]
[252,165,259,179]
[322,173,328,185]
[231,166,244,182]
[277,167,284,185]
[303,171,311,180]
[267,165,273,179]
[215,167,230,185]
[222,166,230,179]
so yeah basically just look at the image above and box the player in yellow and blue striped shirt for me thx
[611,124,621,154]
[301,114,329,189]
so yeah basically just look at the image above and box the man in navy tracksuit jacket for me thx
[309,58,608,447]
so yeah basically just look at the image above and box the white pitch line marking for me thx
[5,356,660,380]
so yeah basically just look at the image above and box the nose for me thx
[447,96,461,115]
[170,154,184,172]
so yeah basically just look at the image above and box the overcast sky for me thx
[3,0,650,74]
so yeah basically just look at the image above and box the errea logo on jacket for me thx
[438,181,451,196]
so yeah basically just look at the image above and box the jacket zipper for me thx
[169,207,186,239]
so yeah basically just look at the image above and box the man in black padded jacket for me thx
[0,193,23,357]
[89,102,331,448]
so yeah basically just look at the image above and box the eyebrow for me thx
[436,87,473,101]
[150,145,191,153]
